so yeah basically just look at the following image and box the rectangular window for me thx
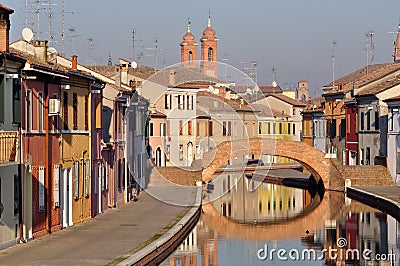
[39,166,45,212]
[12,78,22,124]
[63,91,68,130]
[53,165,60,208]
[188,120,192,135]
[164,94,169,109]
[187,95,191,110]
[179,144,183,161]
[179,120,183,136]
[375,111,379,130]
[390,110,395,131]
[208,121,213,136]
[182,95,185,110]
[366,111,371,131]
[340,118,346,138]
[228,121,232,136]
[223,121,227,136]
[360,112,364,131]
[293,123,296,135]
[38,91,44,132]
[279,123,282,134]
[84,159,90,197]
[273,123,276,134]
[73,93,78,130]
[196,122,200,136]
[288,122,291,135]
[74,161,79,199]
[366,147,370,165]
[258,122,262,135]
[360,148,364,165]
[27,89,32,132]
[178,95,181,110]
[267,122,271,134]
[347,114,350,134]
[149,122,154,136]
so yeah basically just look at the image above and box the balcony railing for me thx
[0,132,19,164]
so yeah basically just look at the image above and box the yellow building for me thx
[59,71,93,226]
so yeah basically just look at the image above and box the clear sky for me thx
[3,0,400,97]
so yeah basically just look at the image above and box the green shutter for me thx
[0,74,4,123]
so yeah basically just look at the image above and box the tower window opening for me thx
[188,51,192,63]
[208,47,213,61]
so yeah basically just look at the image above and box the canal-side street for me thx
[0,187,198,266]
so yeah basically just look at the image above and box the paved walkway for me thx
[351,186,400,204]
[0,186,197,266]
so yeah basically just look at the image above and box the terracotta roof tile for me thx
[356,74,400,96]
[196,91,253,112]
[266,93,306,107]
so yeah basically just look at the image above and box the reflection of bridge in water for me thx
[202,191,344,241]
[201,189,383,241]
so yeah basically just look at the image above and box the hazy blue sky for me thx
[3,0,400,97]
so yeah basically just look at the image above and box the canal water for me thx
[161,172,400,266]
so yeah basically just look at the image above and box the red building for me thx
[16,41,66,237]
[344,99,358,165]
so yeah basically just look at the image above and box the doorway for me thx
[60,168,73,228]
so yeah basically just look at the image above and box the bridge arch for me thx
[201,138,344,191]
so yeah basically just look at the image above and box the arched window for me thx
[188,51,192,63]
[208,47,213,61]
[301,94,306,102]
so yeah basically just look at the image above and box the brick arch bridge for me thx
[201,138,344,191]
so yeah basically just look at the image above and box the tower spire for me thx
[187,17,191,33]
[208,11,211,27]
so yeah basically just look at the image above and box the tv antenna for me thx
[365,31,375,69]
[331,41,338,88]
[67,28,80,55]
[146,37,162,72]
[271,66,277,85]
[42,0,58,46]
[61,0,78,55]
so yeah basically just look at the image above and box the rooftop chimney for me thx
[115,65,122,87]
[33,40,48,61]
[169,70,176,87]
[71,55,78,70]
[0,5,14,52]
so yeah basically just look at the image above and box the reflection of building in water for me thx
[163,220,218,266]
[257,183,305,219]
[358,212,388,265]
[387,215,400,263]
[310,211,388,266]
[209,173,308,223]
[167,225,198,266]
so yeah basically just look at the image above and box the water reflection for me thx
[162,174,400,265]
[206,173,318,223]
